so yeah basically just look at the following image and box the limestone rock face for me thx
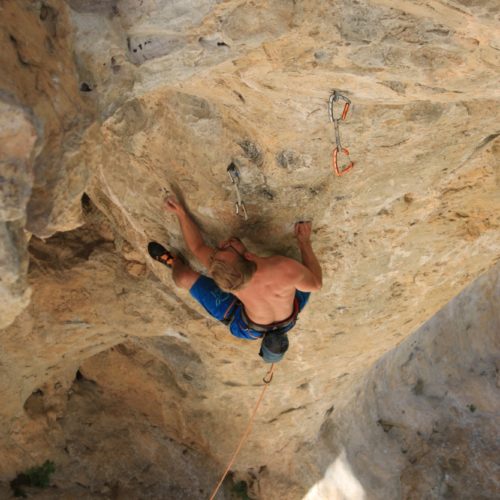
[0,96,37,329]
[0,0,499,498]
[304,264,500,499]
[0,0,94,328]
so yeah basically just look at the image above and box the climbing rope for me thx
[208,363,275,500]
[329,90,354,176]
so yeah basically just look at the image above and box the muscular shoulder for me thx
[265,256,304,281]
[265,255,321,292]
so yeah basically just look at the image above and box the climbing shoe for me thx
[148,241,175,268]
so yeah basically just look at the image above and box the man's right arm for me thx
[165,197,214,268]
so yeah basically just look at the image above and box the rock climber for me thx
[148,196,322,363]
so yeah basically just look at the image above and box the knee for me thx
[172,265,199,290]
[173,273,194,289]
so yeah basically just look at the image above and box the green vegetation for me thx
[10,460,55,498]
[232,480,251,500]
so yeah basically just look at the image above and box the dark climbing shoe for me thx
[148,241,175,268]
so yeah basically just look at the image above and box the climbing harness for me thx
[227,162,248,220]
[241,297,299,333]
[209,364,275,500]
[328,90,354,176]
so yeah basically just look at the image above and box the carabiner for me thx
[328,91,351,123]
[332,146,354,176]
[235,201,248,220]
[227,162,240,184]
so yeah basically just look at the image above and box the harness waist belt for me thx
[241,298,299,333]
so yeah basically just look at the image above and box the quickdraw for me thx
[329,90,354,176]
[227,162,248,220]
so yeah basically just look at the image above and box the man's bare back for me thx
[233,255,308,324]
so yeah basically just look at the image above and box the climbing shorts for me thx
[189,275,310,340]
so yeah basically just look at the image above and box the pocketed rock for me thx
[0,0,499,498]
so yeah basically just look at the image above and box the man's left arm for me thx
[165,196,215,268]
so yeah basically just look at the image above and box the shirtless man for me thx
[148,196,322,363]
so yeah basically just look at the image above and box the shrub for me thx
[10,460,55,498]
